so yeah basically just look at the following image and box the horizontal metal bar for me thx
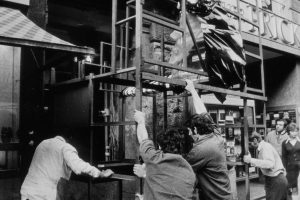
[91,121,136,126]
[245,51,262,60]
[126,0,136,5]
[246,87,264,94]
[144,58,208,76]
[142,73,268,101]
[97,160,135,168]
[92,67,136,80]
[143,14,183,32]
[110,174,136,181]
[53,67,136,87]
[52,78,88,87]
[100,41,130,50]
[116,15,136,26]
[84,62,104,67]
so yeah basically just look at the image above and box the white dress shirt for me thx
[21,136,98,200]
[250,140,286,177]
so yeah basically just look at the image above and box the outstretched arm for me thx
[62,144,113,178]
[185,80,207,114]
[134,110,149,144]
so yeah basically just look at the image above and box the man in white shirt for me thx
[244,132,287,200]
[20,134,113,200]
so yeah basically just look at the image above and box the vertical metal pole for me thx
[89,74,94,164]
[181,0,189,122]
[125,5,130,69]
[243,98,250,200]
[263,102,267,138]
[135,0,143,111]
[135,0,143,195]
[100,42,104,66]
[120,25,124,69]
[120,96,126,159]
[153,95,157,147]
[88,73,94,200]
[256,0,265,95]
[181,0,187,69]
[112,0,117,73]
[161,29,168,130]
[237,0,242,32]
[104,84,109,161]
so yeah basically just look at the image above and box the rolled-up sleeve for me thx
[62,144,95,176]
[140,139,162,163]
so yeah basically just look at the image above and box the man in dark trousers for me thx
[244,132,287,200]
[184,80,232,200]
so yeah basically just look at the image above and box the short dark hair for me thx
[184,113,216,135]
[276,118,288,127]
[250,131,262,142]
[286,122,298,133]
[156,128,194,156]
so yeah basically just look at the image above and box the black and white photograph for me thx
[0,0,299,199]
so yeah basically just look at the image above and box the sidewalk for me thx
[237,177,300,200]
[237,179,265,200]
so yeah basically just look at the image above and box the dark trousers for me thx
[265,173,288,200]
[286,163,300,188]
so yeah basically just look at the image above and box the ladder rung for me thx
[116,15,136,26]
[126,0,136,5]
[91,121,136,126]
[142,73,268,101]
[246,87,264,94]
[245,51,262,60]
[144,58,208,76]
[143,14,183,32]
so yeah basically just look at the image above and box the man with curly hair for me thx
[184,80,232,200]
[134,110,196,200]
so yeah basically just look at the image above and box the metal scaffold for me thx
[49,0,268,199]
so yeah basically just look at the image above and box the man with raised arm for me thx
[134,110,196,200]
[184,80,232,200]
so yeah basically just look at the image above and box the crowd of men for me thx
[20,80,299,200]
[133,80,300,200]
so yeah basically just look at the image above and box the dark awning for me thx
[0,6,95,54]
